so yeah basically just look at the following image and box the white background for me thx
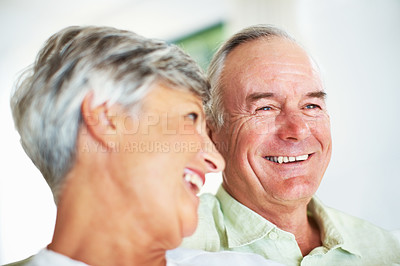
[1,0,399,264]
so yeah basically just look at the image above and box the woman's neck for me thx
[48,167,169,266]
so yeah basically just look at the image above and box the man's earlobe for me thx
[81,92,118,147]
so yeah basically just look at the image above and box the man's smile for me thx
[264,153,313,164]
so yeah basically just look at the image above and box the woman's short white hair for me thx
[10,26,208,202]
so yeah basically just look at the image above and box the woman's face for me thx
[113,83,224,248]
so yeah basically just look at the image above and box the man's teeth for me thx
[265,154,309,164]
[184,172,203,192]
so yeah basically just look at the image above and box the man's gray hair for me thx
[10,26,208,203]
[206,25,296,129]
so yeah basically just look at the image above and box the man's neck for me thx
[267,206,321,255]
[224,185,322,256]
[261,201,321,254]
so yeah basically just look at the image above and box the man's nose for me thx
[276,112,310,142]
[200,135,225,173]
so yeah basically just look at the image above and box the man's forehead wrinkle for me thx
[236,56,317,77]
[259,61,316,76]
[243,72,321,91]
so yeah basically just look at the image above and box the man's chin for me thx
[267,178,320,202]
[272,187,317,203]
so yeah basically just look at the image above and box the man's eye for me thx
[305,104,320,109]
[186,112,198,121]
[256,106,272,112]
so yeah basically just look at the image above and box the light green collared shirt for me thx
[182,186,400,266]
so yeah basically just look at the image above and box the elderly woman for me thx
[10,26,282,266]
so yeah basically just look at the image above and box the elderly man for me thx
[182,25,400,265]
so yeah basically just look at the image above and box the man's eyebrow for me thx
[246,91,326,102]
[246,92,275,102]
[306,91,327,100]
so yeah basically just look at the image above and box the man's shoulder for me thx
[181,193,225,251]
[323,203,397,238]
[197,193,223,214]
[198,192,220,205]
[316,200,400,261]
[196,192,226,220]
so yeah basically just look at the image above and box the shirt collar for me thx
[216,186,361,257]
[216,186,277,248]
[308,197,362,257]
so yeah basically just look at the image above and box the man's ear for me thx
[81,92,118,148]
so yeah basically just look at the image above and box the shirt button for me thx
[268,231,278,240]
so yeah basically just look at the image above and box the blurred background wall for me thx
[1,0,399,264]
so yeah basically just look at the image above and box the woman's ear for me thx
[81,92,119,148]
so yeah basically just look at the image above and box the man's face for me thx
[113,83,224,248]
[212,38,332,209]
